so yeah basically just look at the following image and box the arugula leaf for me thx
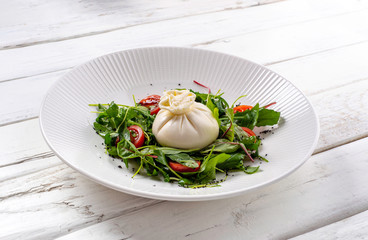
[93,122,110,133]
[104,133,112,146]
[153,149,168,167]
[106,102,119,117]
[157,147,199,155]
[107,146,118,157]
[117,140,140,159]
[197,153,230,183]
[168,153,199,168]
[223,108,235,141]
[97,103,107,111]
[244,166,260,174]
[234,103,260,129]
[216,153,245,170]
[206,97,216,112]
[201,139,239,153]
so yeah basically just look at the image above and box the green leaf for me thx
[233,125,248,141]
[157,147,199,155]
[93,122,109,133]
[117,139,140,159]
[201,139,239,153]
[106,102,119,117]
[206,97,216,112]
[197,153,230,183]
[213,107,221,126]
[153,149,168,167]
[96,113,109,124]
[97,104,107,111]
[107,146,118,157]
[224,108,235,141]
[244,166,260,174]
[234,103,260,129]
[104,133,112,146]
[216,153,245,170]
[178,178,194,186]
[256,108,280,127]
[167,153,199,168]
[122,126,131,141]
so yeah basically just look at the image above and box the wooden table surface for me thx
[1,0,368,239]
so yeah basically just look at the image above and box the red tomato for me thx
[150,106,160,115]
[233,105,253,113]
[127,125,145,148]
[169,161,201,173]
[139,95,160,106]
[241,127,256,137]
[139,95,161,115]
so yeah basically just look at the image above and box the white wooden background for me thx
[1,0,368,239]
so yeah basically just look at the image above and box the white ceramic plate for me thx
[40,47,319,201]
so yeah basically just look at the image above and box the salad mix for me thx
[90,82,281,188]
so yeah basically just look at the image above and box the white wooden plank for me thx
[0,0,366,81]
[291,210,368,240]
[50,137,368,240]
[0,119,54,167]
[0,164,161,240]
[0,0,279,50]
[200,9,368,68]
[312,80,368,153]
[0,118,62,182]
[0,70,66,126]
[269,41,368,95]
[2,7,368,126]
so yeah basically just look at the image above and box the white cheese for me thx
[152,89,219,149]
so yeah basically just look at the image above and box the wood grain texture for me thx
[51,138,368,239]
[0,0,280,50]
[199,8,368,69]
[291,210,368,240]
[0,163,161,239]
[0,0,366,82]
[2,6,368,126]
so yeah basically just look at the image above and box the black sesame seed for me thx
[118,165,122,169]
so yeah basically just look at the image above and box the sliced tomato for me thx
[127,125,145,148]
[241,127,256,137]
[233,105,253,113]
[139,95,161,106]
[169,161,201,173]
[150,106,160,115]
[139,95,161,115]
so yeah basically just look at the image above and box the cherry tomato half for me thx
[241,127,256,137]
[150,106,160,115]
[169,161,201,173]
[139,95,161,106]
[233,105,253,113]
[139,95,161,115]
[127,125,145,148]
